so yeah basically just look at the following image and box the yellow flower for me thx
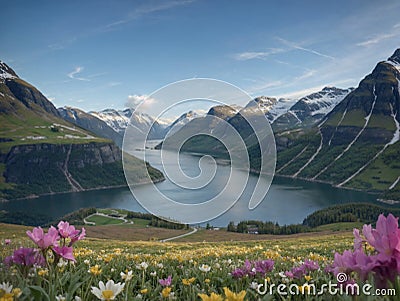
[265,277,270,283]
[12,288,22,298]
[0,292,14,301]
[205,278,211,284]
[140,288,148,294]
[298,285,309,294]
[304,275,312,282]
[88,265,102,276]
[161,287,171,298]
[38,269,49,277]
[198,292,223,301]
[223,287,246,301]
[182,277,196,285]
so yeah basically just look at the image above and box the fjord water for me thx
[1,146,378,226]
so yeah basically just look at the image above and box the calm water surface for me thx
[0,146,380,226]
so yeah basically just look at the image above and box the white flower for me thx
[91,280,125,300]
[0,282,12,293]
[111,268,115,272]
[57,258,68,268]
[136,294,143,299]
[278,272,287,278]
[150,271,157,277]
[250,282,259,290]
[74,297,82,301]
[56,295,66,301]
[157,263,164,269]
[136,261,148,270]
[120,270,133,282]
[84,259,90,265]
[199,264,211,272]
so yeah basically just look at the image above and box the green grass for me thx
[368,114,396,131]
[85,214,124,226]
[336,110,366,127]
[348,142,400,191]
[314,222,364,232]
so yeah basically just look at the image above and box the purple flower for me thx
[353,229,363,251]
[285,259,319,279]
[69,227,86,246]
[330,214,400,288]
[4,247,45,267]
[53,246,75,262]
[57,221,79,239]
[159,275,172,287]
[231,259,274,279]
[26,226,59,250]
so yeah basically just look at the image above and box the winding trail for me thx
[83,210,132,225]
[160,227,198,242]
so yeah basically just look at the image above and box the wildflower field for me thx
[0,214,399,300]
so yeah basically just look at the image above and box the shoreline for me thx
[2,176,165,203]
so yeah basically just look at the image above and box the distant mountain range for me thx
[15,48,399,202]
[58,86,352,148]
[155,48,400,201]
[0,61,163,200]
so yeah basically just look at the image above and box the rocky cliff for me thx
[1,142,163,200]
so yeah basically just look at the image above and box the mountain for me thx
[90,108,166,140]
[244,96,295,123]
[276,48,400,200]
[0,61,163,200]
[272,87,353,131]
[58,107,124,146]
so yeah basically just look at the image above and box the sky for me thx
[1,0,400,112]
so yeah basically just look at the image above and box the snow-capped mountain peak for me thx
[0,61,18,82]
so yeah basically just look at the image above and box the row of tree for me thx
[227,203,400,234]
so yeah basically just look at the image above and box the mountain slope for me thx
[0,61,163,200]
[272,87,353,131]
[276,49,400,200]
[91,108,166,140]
[58,107,124,146]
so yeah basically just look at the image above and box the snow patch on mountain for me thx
[0,61,17,82]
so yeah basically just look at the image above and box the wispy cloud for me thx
[277,38,335,60]
[108,82,122,87]
[275,85,326,99]
[233,48,284,61]
[295,69,316,81]
[357,32,399,47]
[106,0,195,29]
[125,94,157,110]
[67,67,90,81]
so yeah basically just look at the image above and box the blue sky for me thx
[1,0,400,112]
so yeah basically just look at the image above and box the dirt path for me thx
[160,227,198,242]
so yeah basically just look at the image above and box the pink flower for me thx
[331,250,357,276]
[159,275,172,287]
[69,227,86,246]
[4,247,45,267]
[353,229,363,251]
[57,221,79,238]
[53,246,75,262]
[26,226,59,250]
[4,239,11,245]
[366,214,400,261]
